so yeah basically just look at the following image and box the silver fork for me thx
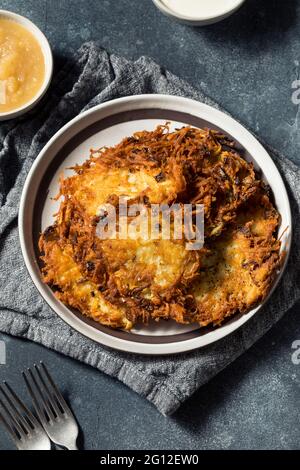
[0,382,51,450]
[23,362,79,450]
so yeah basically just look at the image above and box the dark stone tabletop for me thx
[0,0,299,450]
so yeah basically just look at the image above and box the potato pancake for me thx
[193,193,282,327]
[39,228,132,330]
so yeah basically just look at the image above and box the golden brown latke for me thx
[192,190,282,326]
[39,124,283,330]
[39,230,132,329]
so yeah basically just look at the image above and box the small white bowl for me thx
[0,10,53,121]
[152,0,246,26]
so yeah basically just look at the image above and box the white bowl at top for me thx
[0,10,53,121]
[152,0,246,26]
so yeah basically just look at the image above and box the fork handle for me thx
[66,442,78,450]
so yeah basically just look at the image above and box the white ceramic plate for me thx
[19,95,292,355]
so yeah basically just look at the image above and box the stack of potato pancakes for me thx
[39,124,282,331]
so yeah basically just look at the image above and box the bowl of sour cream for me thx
[152,0,246,26]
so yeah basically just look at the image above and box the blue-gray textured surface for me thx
[0,0,299,450]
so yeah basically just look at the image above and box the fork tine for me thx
[0,397,25,439]
[33,364,61,417]
[3,382,40,429]
[0,408,19,440]
[40,362,71,413]
[0,384,31,434]
[22,370,49,424]
[28,367,58,420]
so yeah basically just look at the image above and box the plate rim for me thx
[18,94,292,355]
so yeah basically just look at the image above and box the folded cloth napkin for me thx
[0,43,299,416]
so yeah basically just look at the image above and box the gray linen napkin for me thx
[0,43,299,416]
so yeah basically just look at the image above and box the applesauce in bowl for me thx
[0,10,53,120]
